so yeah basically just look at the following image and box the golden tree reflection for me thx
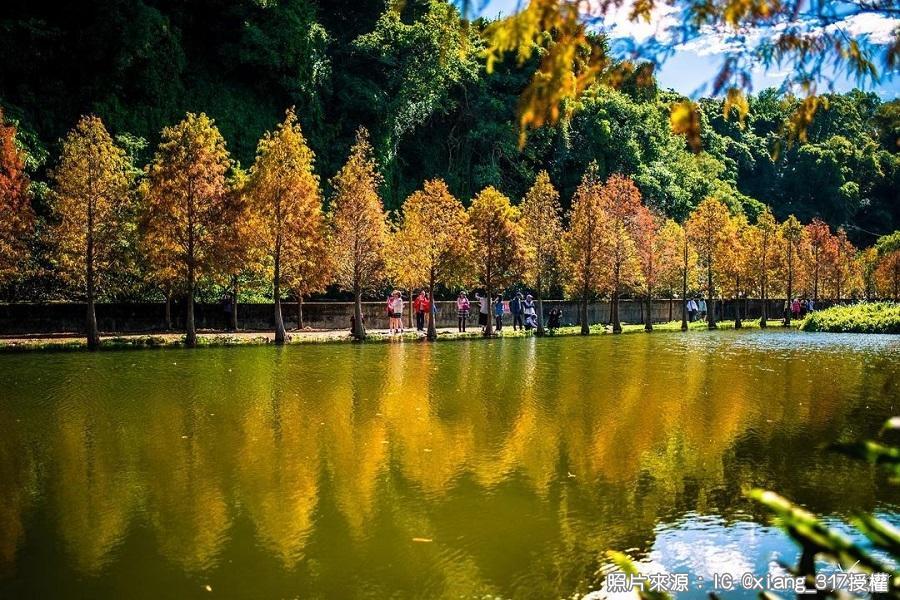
[0,336,895,594]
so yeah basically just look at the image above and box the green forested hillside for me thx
[1,0,897,241]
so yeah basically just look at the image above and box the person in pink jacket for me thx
[456,291,470,332]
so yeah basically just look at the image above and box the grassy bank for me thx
[800,302,900,334]
[0,318,804,353]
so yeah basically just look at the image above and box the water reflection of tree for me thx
[0,338,896,595]
[0,408,36,576]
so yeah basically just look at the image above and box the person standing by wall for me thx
[523,294,536,330]
[413,290,429,332]
[475,291,489,333]
[389,291,405,334]
[687,298,698,322]
[494,295,505,332]
[510,292,524,330]
[457,291,470,332]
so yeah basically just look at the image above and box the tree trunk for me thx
[484,284,494,337]
[668,296,673,323]
[164,287,173,331]
[813,248,820,303]
[644,289,653,332]
[86,291,99,350]
[231,275,239,331]
[298,296,304,330]
[84,198,100,350]
[760,277,768,328]
[611,285,622,333]
[85,239,99,351]
[186,259,197,347]
[536,295,545,336]
[274,243,286,345]
[352,289,366,340]
[734,276,742,329]
[681,239,688,332]
[580,289,589,335]
[427,274,437,341]
[535,274,545,336]
[783,248,793,327]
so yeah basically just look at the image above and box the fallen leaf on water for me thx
[204,584,212,592]
[412,537,433,543]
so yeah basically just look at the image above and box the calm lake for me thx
[1,330,898,599]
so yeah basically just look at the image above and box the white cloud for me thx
[676,32,746,56]
[667,11,898,59]
[827,12,899,44]
[584,0,682,43]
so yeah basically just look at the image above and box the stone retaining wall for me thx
[0,298,822,335]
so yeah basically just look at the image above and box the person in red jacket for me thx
[413,290,430,332]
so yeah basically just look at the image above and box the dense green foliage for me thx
[800,302,900,334]
[1,0,897,304]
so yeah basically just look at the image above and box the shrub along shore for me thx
[800,302,900,334]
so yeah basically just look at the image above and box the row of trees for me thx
[1,109,898,348]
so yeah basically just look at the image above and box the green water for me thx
[0,331,898,599]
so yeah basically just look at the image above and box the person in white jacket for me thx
[388,290,404,334]
[686,298,698,322]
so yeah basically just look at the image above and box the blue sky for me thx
[480,0,899,99]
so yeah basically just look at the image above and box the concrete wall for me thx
[0,298,820,335]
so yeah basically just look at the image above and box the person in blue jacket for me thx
[494,295,504,332]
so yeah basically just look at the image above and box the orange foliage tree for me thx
[50,116,134,349]
[329,128,388,340]
[213,167,265,331]
[145,113,231,347]
[717,213,751,328]
[0,109,35,286]
[247,108,324,345]
[686,197,731,329]
[858,246,879,302]
[655,219,692,325]
[563,165,605,335]
[284,218,331,331]
[749,207,777,327]
[392,179,472,340]
[597,173,643,334]
[468,186,523,337]
[805,218,832,302]
[633,205,663,332]
[779,214,806,326]
[824,228,859,301]
[875,250,900,300]
[519,170,563,336]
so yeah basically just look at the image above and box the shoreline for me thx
[0,319,800,353]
